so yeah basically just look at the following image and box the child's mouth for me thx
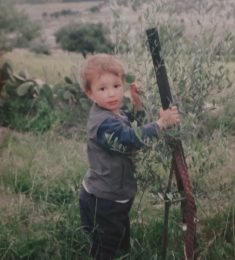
[107,101,118,106]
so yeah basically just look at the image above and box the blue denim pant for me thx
[79,186,134,260]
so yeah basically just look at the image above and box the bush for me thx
[55,23,114,56]
[52,75,92,136]
[30,39,51,55]
[0,62,91,135]
[0,1,40,51]
[89,5,101,13]
[0,62,56,133]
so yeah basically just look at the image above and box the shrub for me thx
[89,5,101,13]
[49,9,79,18]
[0,62,56,133]
[30,39,51,55]
[55,23,114,56]
[0,62,91,135]
[0,1,40,50]
[52,74,91,136]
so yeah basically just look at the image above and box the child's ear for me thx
[86,90,93,101]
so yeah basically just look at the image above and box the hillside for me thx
[15,0,235,50]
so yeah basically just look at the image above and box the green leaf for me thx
[13,73,27,83]
[158,192,164,200]
[125,73,135,84]
[63,90,73,100]
[16,81,35,96]
[0,97,5,107]
[40,84,53,103]
[64,76,73,84]
[80,97,90,111]
[18,69,30,79]
[2,62,14,81]
[166,193,173,201]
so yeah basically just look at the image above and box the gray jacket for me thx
[83,103,137,201]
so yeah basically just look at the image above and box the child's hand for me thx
[157,106,182,130]
[129,83,144,110]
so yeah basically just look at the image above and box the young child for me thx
[79,53,181,260]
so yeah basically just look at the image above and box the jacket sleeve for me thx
[124,110,146,126]
[97,117,159,153]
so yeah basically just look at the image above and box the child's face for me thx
[87,73,124,113]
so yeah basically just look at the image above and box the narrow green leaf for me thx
[16,81,35,96]
[125,73,135,84]
[64,76,73,84]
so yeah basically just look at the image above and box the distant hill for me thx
[14,0,103,4]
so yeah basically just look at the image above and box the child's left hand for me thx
[129,83,144,110]
[157,106,182,130]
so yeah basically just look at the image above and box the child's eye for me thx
[114,84,120,88]
[99,87,105,91]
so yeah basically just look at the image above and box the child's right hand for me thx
[156,106,181,130]
[129,82,144,110]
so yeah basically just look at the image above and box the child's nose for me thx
[107,89,115,97]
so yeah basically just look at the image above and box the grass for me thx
[1,53,235,258]
[0,131,87,197]
[4,50,83,84]
[0,122,234,259]
[0,131,90,259]
[226,62,235,82]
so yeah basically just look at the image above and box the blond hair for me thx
[80,53,125,92]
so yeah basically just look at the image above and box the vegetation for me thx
[14,0,62,3]
[0,62,90,134]
[4,51,80,85]
[0,0,40,51]
[29,38,51,55]
[0,132,89,259]
[55,23,114,57]
[46,9,80,19]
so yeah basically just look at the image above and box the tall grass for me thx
[5,51,84,85]
[0,126,231,260]
[0,131,90,259]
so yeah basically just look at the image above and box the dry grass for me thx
[4,49,84,84]
[13,1,235,52]
[16,1,102,20]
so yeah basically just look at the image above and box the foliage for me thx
[88,5,101,13]
[212,96,235,135]
[0,62,56,133]
[29,38,51,55]
[62,0,103,2]
[0,132,234,259]
[52,71,92,136]
[0,62,91,134]
[0,1,40,51]
[198,205,235,259]
[48,9,80,19]
[0,132,89,259]
[110,0,234,187]
[55,23,114,56]
[18,0,59,3]
[110,1,235,258]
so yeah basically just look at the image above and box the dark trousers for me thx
[79,186,134,260]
